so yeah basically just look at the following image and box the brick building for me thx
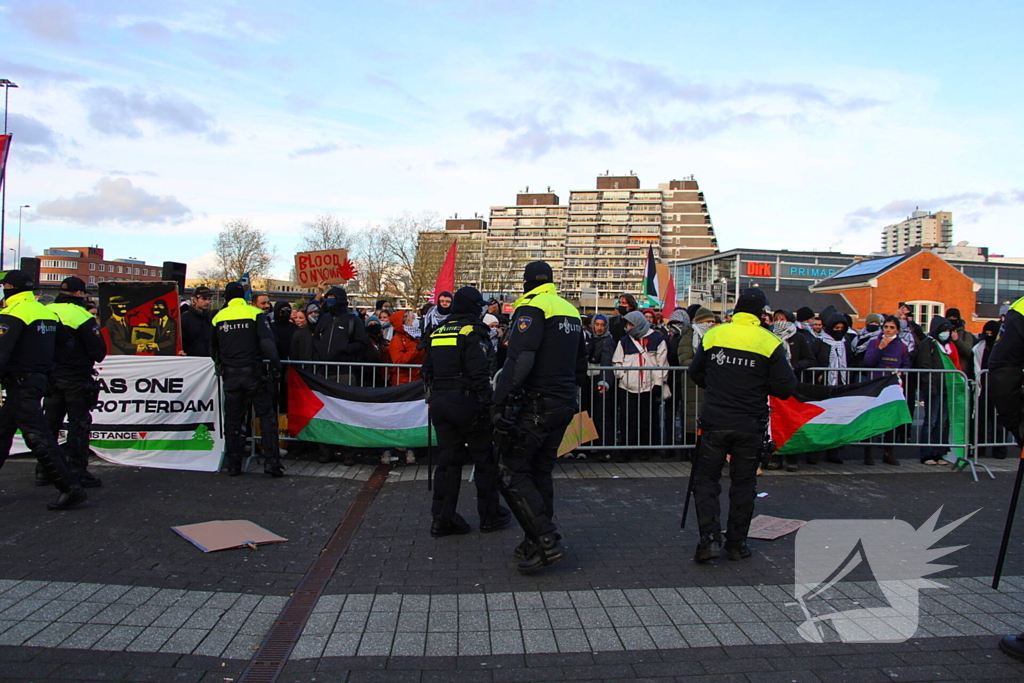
[809,250,983,332]
[38,247,163,286]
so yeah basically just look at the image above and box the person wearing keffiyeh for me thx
[812,313,854,464]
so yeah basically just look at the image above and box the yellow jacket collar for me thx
[733,311,761,326]
[226,298,249,308]
[514,282,557,307]
[2,290,35,308]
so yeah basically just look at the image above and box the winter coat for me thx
[387,327,424,386]
[862,334,912,379]
[674,328,703,435]
[613,330,670,396]
[785,332,817,377]
[914,316,960,395]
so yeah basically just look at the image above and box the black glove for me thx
[269,363,282,381]
[492,408,515,434]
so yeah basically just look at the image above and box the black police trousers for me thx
[45,375,100,472]
[503,397,577,537]
[693,429,760,546]
[0,372,78,493]
[429,391,499,521]
[222,366,279,467]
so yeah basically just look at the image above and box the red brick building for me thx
[39,247,163,287]
[809,250,983,333]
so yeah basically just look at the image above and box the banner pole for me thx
[992,447,1024,589]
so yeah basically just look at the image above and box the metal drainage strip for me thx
[238,464,392,683]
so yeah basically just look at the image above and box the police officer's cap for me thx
[60,276,89,293]
[523,261,553,284]
[225,282,246,301]
[1,270,33,289]
[736,287,769,314]
[452,286,486,315]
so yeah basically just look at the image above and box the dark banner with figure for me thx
[99,281,181,356]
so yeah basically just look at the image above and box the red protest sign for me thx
[294,249,355,287]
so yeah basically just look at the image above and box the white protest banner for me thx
[294,248,355,287]
[11,356,224,472]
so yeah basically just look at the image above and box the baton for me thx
[426,412,433,492]
[681,428,702,529]
[992,446,1024,589]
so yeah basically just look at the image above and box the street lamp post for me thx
[18,204,29,263]
[1,78,20,272]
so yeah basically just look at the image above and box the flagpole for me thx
[992,447,1024,589]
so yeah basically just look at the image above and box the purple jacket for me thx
[863,335,911,378]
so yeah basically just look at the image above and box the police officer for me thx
[987,295,1024,661]
[423,286,511,537]
[42,277,107,489]
[688,288,796,562]
[0,271,86,510]
[492,261,587,573]
[211,282,283,477]
[180,286,214,356]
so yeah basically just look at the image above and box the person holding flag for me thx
[688,288,796,563]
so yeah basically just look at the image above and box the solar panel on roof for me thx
[827,254,906,280]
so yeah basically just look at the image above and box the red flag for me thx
[662,274,678,319]
[0,135,11,186]
[430,239,457,304]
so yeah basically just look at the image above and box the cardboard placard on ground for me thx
[557,411,599,457]
[172,520,287,553]
[294,248,350,287]
[747,514,807,540]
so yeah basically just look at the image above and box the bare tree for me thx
[386,212,445,306]
[203,218,277,282]
[351,224,394,303]
[296,213,359,252]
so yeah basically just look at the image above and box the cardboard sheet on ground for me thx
[558,411,599,457]
[172,520,287,553]
[746,514,807,540]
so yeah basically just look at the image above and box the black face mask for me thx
[866,324,879,333]
[984,332,996,341]
[617,305,628,316]
[275,308,292,323]
[828,327,846,341]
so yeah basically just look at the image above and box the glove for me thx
[269,363,282,381]
[492,408,515,434]
[597,381,609,394]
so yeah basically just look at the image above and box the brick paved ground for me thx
[2,449,1024,682]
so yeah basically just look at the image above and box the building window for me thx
[922,268,931,280]
[89,263,96,271]
[98,264,105,272]
[117,266,123,274]
[89,275,95,283]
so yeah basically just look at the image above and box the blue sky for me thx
[2,0,1023,278]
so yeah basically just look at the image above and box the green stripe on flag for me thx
[938,352,969,461]
[90,439,216,451]
[776,399,911,454]
[299,418,437,449]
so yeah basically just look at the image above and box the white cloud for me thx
[35,177,193,225]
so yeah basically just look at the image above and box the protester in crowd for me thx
[609,294,639,341]
[664,309,693,459]
[612,310,671,462]
[254,293,272,316]
[375,299,392,317]
[764,315,815,470]
[673,309,702,457]
[691,307,716,351]
[811,313,855,464]
[914,315,959,465]
[422,291,453,339]
[362,316,386,386]
[852,313,883,361]
[291,308,307,328]
[859,315,910,466]
[271,302,297,361]
[386,309,424,387]
[723,309,734,323]
[810,316,823,337]
[794,307,818,345]
[482,313,502,353]
[43,277,107,489]
[581,314,593,341]
[895,303,925,349]
[181,287,215,356]
[946,308,975,379]
[584,312,616,461]
[378,309,394,342]
[688,287,796,563]
[289,310,314,366]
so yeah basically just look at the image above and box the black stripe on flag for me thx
[292,366,426,403]
[793,374,900,403]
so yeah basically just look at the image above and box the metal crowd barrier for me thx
[244,360,1009,481]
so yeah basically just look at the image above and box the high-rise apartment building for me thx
[882,210,953,254]
[415,173,718,304]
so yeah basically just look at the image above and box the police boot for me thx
[514,535,536,560]
[693,534,721,563]
[264,456,285,478]
[480,506,512,533]
[74,451,102,488]
[517,533,564,574]
[999,633,1024,661]
[35,462,52,487]
[226,455,243,476]
[430,513,470,538]
[725,542,752,561]
[47,484,87,511]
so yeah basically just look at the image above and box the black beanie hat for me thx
[524,261,553,285]
[796,306,815,322]
[225,282,246,302]
[452,286,486,316]
[735,288,768,316]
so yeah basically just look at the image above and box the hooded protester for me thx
[852,313,883,360]
[387,309,425,386]
[612,310,671,462]
[945,307,975,378]
[691,307,716,352]
[914,315,958,465]
[815,312,854,387]
[422,291,453,339]
[271,301,297,361]
[975,319,1007,458]
[584,313,617,460]
[609,293,639,342]
[794,306,818,347]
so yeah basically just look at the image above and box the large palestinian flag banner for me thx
[770,375,912,454]
[287,367,436,448]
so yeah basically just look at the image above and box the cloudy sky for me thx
[2,0,1023,279]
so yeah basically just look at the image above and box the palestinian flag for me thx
[642,245,659,307]
[770,375,912,455]
[287,367,436,448]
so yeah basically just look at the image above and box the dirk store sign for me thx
[12,356,224,472]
